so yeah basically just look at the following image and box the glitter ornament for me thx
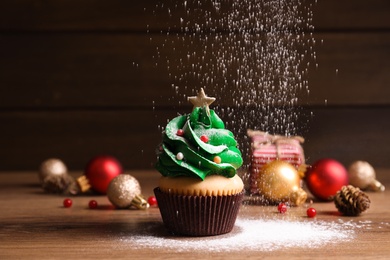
[348,161,385,192]
[257,160,307,206]
[107,174,149,209]
[305,158,349,201]
[39,158,77,194]
[79,155,123,194]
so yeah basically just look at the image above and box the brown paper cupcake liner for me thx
[154,187,244,236]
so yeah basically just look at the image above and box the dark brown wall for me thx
[1,0,389,171]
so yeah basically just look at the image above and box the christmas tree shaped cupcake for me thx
[154,88,244,236]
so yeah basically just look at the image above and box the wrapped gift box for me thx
[247,130,305,195]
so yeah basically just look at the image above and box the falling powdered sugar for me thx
[120,218,357,252]
[148,0,317,171]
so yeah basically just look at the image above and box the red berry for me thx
[176,129,184,136]
[63,198,72,208]
[307,207,317,218]
[148,196,158,207]
[89,200,98,209]
[200,135,209,143]
[277,203,287,214]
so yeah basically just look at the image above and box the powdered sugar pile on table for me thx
[120,218,364,252]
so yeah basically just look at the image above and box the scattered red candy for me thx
[277,203,288,214]
[307,207,317,218]
[148,196,158,207]
[200,135,209,143]
[89,200,98,209]
[63,198,72,208]
[176,129,184,136]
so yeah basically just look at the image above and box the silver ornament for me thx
[348,161,385,192]
[38,158,77,194]
[39,158,68,182]
[107,174,149,209]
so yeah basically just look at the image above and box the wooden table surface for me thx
[1,170,390,259]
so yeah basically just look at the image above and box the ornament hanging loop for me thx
[76,175,92,193]
[290,188,308,206]
[368,179,385,192]
[132,195,150,210]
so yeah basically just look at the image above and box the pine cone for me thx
[42,174,78,195]
[333,185,370,216]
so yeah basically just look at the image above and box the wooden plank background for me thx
[0,0,389,171]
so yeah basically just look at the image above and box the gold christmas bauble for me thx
[107,174,149,209]
[257,160,307,206]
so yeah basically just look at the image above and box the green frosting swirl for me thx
[155,107,243,180]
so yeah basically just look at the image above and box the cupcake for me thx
[154,88,244,236]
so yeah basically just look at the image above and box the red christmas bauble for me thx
[85,155,123,194]
[305,158,348,201]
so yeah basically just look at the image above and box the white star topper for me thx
[188,88,216,115]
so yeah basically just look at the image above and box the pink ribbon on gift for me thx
[247,129,305,163]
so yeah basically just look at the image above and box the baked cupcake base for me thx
[154,187,244,236]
